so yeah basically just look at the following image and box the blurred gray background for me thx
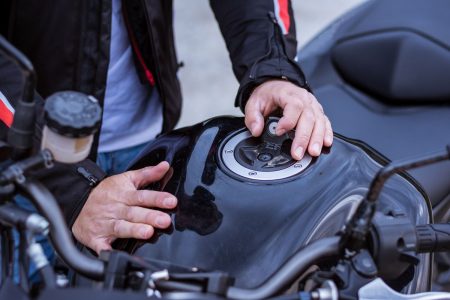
[174,0,363,128]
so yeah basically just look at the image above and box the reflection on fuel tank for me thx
[175,186,222,235]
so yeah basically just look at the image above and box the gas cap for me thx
[219,117,312,181]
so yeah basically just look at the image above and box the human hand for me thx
[244,79,333,160]
[72,161,177,254]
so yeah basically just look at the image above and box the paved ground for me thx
[173,0,364,128]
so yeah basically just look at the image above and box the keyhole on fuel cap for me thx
[234,117,296,171]
[268,121,277,136]
[257,153,273,162]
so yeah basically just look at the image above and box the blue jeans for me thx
[96,142,148,175]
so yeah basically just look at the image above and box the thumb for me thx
[244,98,265,137]
[126,161,170,188]
[92,240,112,255]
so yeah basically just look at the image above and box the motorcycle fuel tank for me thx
[118,116,431,292]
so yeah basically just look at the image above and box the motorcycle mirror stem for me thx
[0,35,36,160]
[343,145,450,251]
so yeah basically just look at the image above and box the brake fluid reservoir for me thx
[41,91,101,163]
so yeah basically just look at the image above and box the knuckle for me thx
[122,191,135,204]
[315,103,324,114]
[281,117,297,129]
[286,97,302,110]
[278,88,290,99]
[302,110,315,121]
[136,191,145,205]
[295,100,304,111]
[113,220,123,235]
[124,207,133,221]
[122,171,134,182]
[300,89,310,100]
[325,116,333,127]
[314,114,325,126]
[296,133,311,145]
[145,211,157,224]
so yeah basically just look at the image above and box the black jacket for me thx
[0,0,309,225]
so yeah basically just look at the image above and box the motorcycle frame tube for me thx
[0,35,35,103]
[366,149,450,204]
[226,236,341,299]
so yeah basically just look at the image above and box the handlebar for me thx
[17,178,105,280]
[416,224,450,253]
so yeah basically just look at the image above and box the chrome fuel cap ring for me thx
[220,129,313,181]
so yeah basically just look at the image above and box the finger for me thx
[92,240,112,255]
[307,112,326,157]
[244,97,265,137]
[125,206,172,229]
[113,219,155,239]
[291,109,315,160]
[275,98,302,135]
[126,189,177,208]
[126,161,170,188]
[324,116,334,147]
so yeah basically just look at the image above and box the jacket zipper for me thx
[121,1,155,86]
[251,12,310,90]
[77,167,99,186]
[249,12,286,80]
[269,12,310,89]
[249,23,275,80]
[74,0,87,91]
[140,0,166,101]
[270,12,284,74]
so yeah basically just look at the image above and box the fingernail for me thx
[311,143,320,155]
[140,227,150,238]
[325,135,333,146]
[295,147,304,159]
[250,122,258,135]
[156,215,170,227]
[164,197,176,207]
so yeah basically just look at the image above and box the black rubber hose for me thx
[17,179,105,280]
[1,229,13,282]
[226,236,341,299]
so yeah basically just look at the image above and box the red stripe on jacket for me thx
[0,99,14,127]
[277,0,291,34]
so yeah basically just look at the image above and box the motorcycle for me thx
[1,0,450,299]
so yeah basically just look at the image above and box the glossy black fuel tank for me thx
[121,117,431,292]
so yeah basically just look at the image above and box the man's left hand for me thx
[244,79,333,160]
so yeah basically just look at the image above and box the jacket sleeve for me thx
[31,159,105,228]
[210,0,310,111]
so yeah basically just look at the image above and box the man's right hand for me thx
[72,161,177,254]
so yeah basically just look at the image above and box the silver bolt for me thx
[268,121,278,135]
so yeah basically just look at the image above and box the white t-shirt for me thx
[99,0,163,153]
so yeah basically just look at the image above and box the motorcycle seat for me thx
[331,0,450,104]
